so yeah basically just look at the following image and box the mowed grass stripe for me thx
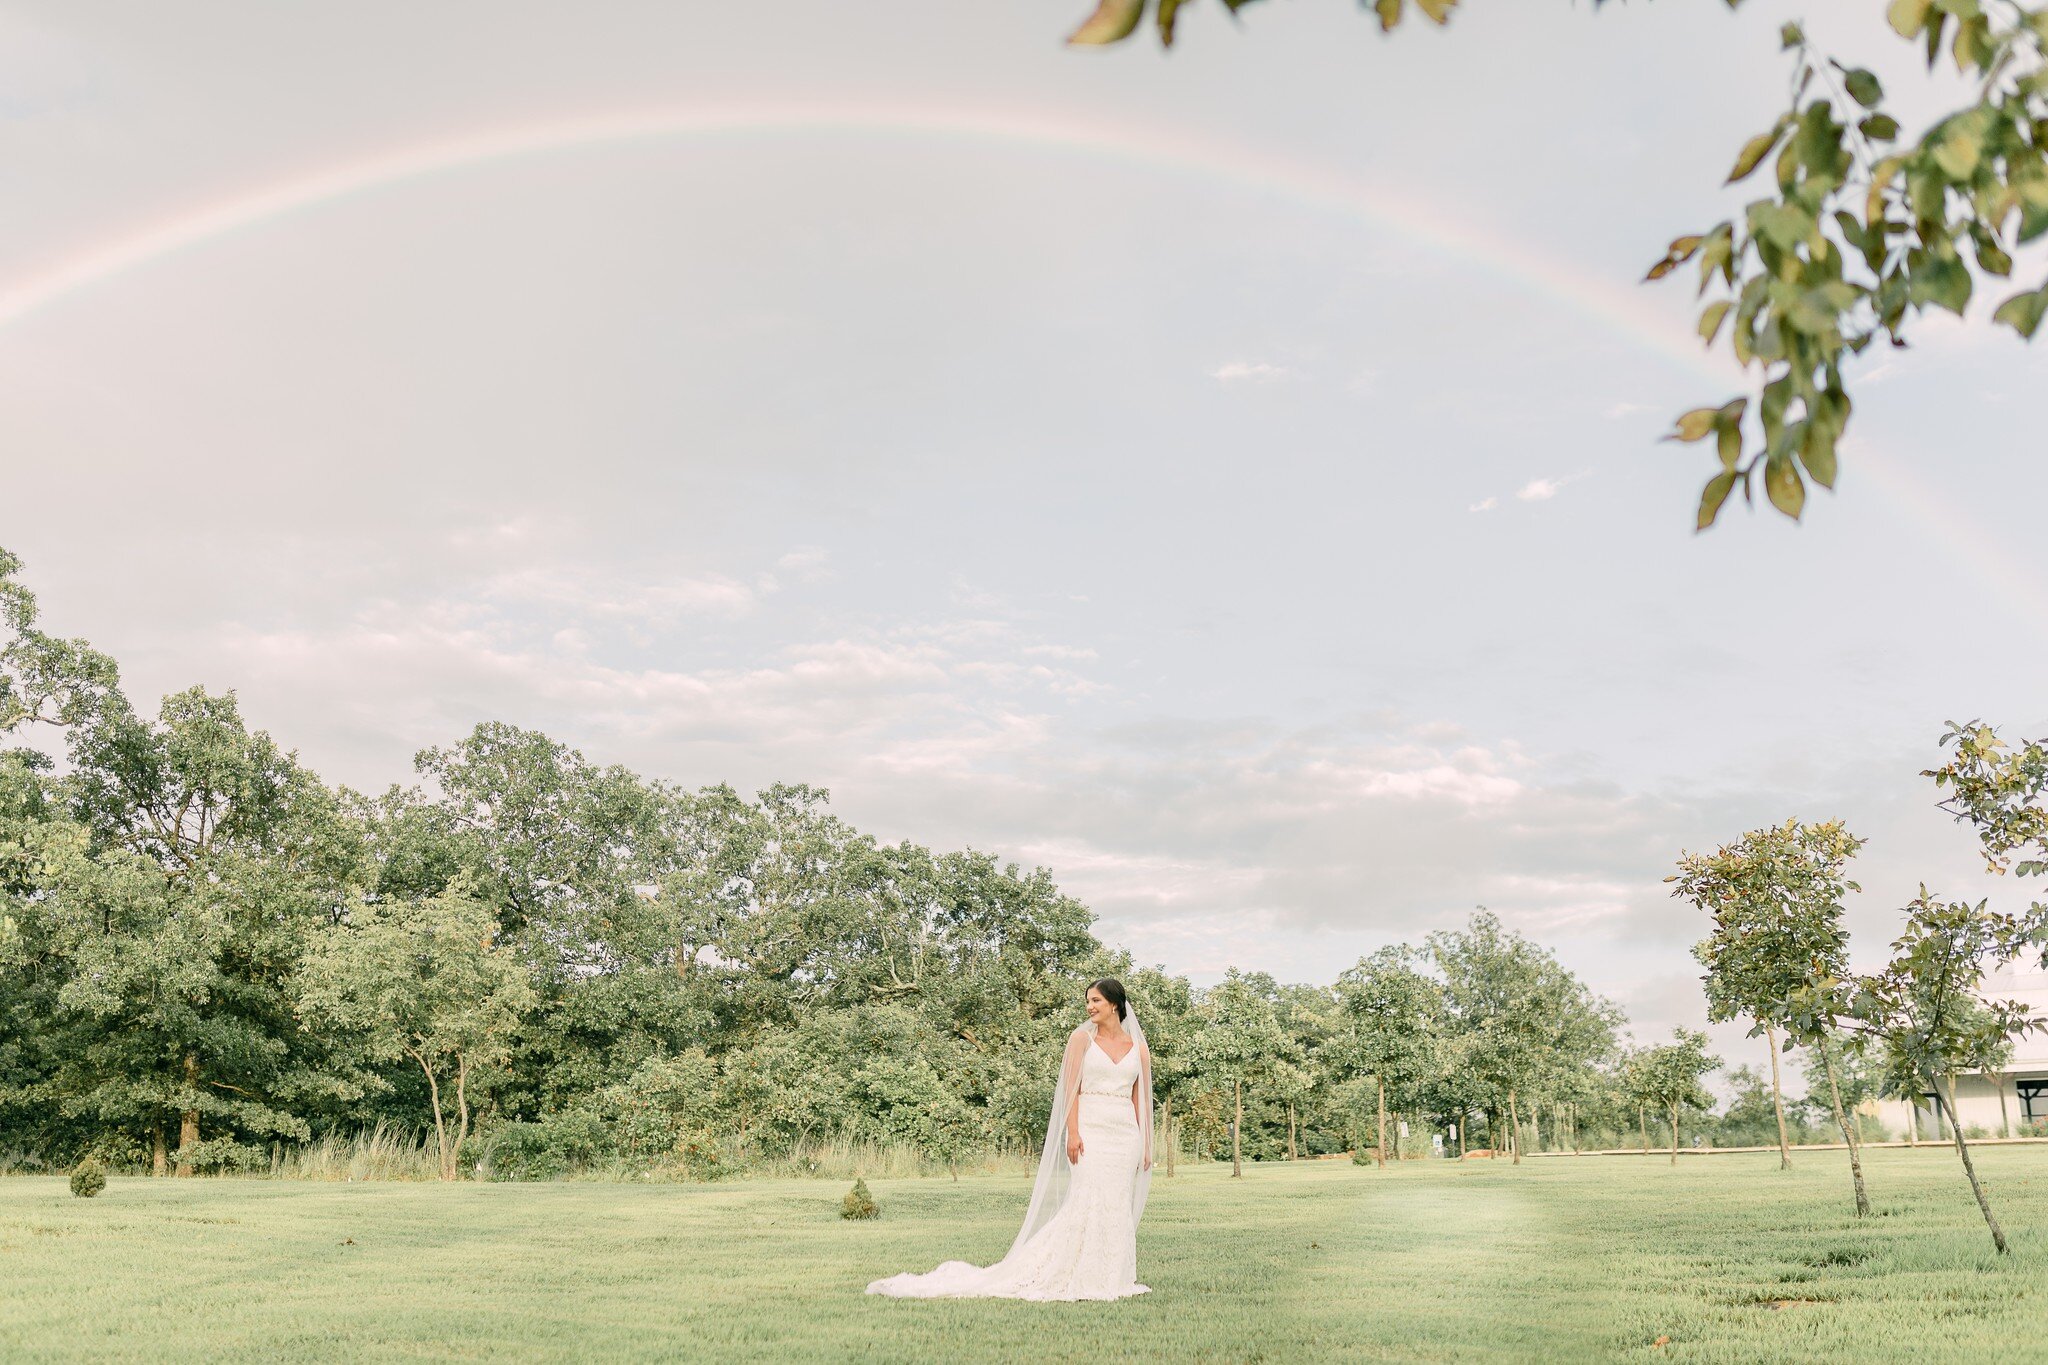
[1,1145,2042,1362]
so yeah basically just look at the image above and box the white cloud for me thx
[1209,360,1293,383]
[1515,471,1592,503]
[1468,497,1499,513]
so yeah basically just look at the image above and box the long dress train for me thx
[865,1036,1150,1302]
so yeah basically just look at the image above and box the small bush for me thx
[841,1178,879,1220]
[69,1157,107,1198]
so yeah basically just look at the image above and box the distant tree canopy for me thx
[1064,0,2048,529]
[0,545,1679,1179]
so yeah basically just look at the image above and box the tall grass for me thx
[264,1124,444,1182]
[249,1128,1041,1184]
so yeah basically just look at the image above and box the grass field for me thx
[4,1145,2044,1362]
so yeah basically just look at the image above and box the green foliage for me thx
[1673,819,1865,1048]
[68,1155,105,1197]
[840,1177,879,1220]
[1065,1,2048,529]
[1926,719,2048,881]
[1844,885,2047,1252]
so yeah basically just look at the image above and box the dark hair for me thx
[1088,977,1128,1021]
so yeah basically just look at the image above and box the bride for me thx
[865,977,1154,1302]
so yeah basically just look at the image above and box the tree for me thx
[1066,1,2048,529]
[1846,889,2046,1254]
[1428,911,1616,1165]
[1333,946,1442,1169]
[1638,1029,1722,1165]
[1187,970,1288,1177]
[297,884,537,1181]
[1672,818,1873,1212]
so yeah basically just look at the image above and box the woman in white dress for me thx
[865,977,1154,1302]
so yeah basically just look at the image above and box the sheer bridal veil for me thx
[1007,1004,1154,1256]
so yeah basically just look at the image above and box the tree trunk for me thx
[417,1051,453,1181]
[1766,1024,1792,1171]
[1997,1080,2012,1140]
[1668,1102,1679,1166]
[151,1124,167,1178]
[1529,1100,1541,1155]
[1164,1099,1177,1177]
[1941,1074,2009,1255]
[1231,1079,1243,1178]
[1638,1105,1648,1153]
[1507,1089,1522,1166]
[1906,1094,1919,1146]
[454,1054,472,1181]
[1287,1102,1298,1160]
[1820,1042,1871,1217]
[1375,1074,1387,1170]
[176,1054,200,1178]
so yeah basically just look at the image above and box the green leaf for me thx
[1066,0,1146,45]
[1158,0,1189,45]
[1697,471,1740,531]
[1800,428,1839,490]
[1887,0,1931,37]
[1414,0,1458,21]
[1913,253,1974,314]
[1953,14,1991,71]
[1669,407,1719,443]
[1698,300,1732,346]
[1753,203,1817,251]
[1780,21,1806,49]
[1992,286,2048,338]
[1375,0,1404,32]
[1859,113,1900,141]
[1727,128,1785,184]
[1716,422,1742,472]
[1933,124,1983,179]
[1844,69,1882,106]
[1763,454,1807,520]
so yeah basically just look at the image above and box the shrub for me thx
[481,1111,616,1181]
[841,1178,879,1220]
[69,1157,107,1198]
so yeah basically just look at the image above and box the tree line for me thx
[0,545,1664,1181]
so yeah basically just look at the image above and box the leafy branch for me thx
[1066,1,2048,530]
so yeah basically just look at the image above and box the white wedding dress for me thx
[865,1029,1151,1302]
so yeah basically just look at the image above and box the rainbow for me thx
[0,100,2037,614]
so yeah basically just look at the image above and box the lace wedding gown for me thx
[865,1035,1151,1302]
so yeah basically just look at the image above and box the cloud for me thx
[1516,470,1592,502]
[1208,361,1293,383]
[1468,497,1499,513]
[1603,401,1657,420]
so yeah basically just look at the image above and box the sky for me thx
[2,0,2044,1091]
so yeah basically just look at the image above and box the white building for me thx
[1868,961,2048,1141]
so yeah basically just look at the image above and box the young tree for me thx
[1638,1030,1722,1165]
[1672,819,1873,1211]
[1187,970,1288,1177]
[1847,889,2046,1254]
[1333,946,1442,1169]
[1066,4,2048,531]
[297,884,537,1181]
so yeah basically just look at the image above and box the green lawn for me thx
[3,1145,2044,1362]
